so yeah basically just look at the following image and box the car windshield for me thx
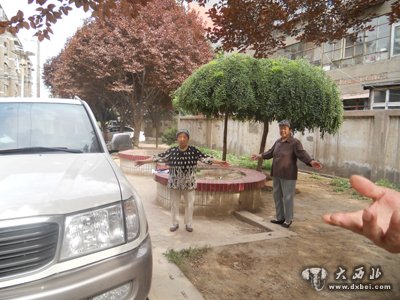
[0,102,101,153]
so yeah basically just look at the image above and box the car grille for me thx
[0,223,59,278]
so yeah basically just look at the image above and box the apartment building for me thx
[270,3,400,110]
[191,1,400,111]
[0,4,33,97]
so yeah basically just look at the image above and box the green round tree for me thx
[174,55,343,169]
[174,53,258,160]
[253,58,343,170]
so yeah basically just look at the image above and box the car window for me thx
[0,102,101,153]
[108,126,133,133]
[109,127,119,132]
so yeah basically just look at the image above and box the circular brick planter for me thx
[118,150,162,175]
[154,167,266,216]
[118,150,266,216]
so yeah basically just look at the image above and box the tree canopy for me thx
[2,0,399,56]
[0,0,149,40]
[197,0,400,57]
[174,53,258,160]
[174,55,343,165]
[43,0,213,145]
[174,54,258,118]
[258,58,343,136]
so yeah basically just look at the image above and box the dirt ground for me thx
[176,173,400,300]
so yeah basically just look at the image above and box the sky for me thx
[0,1,91,97]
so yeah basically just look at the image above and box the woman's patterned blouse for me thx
[153,145,213,190]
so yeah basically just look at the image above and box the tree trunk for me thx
[222,114,228,161]
[131,72,145,148]
[257,121,269,171]
[101,120,108,142]
[155,117,159,149]
[132,110,143,148]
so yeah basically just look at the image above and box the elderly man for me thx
[136,129,229,232]
[251,120,322,228]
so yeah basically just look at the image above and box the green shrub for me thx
[161,127,177,145]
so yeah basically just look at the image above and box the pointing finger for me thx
[350,175,386,202]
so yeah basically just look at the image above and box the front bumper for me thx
[0,236,152,300]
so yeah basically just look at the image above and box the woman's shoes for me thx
[169,224,194,232]
[270,219,285,224]
[270,219,292,228]
[281,221,292,228]
[170,224,179,232]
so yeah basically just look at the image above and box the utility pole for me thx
[36,40,40,97]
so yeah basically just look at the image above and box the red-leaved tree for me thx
[3,1,399,47]
[43,0,213,146]
[193,0,400,57]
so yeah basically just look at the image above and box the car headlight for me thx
[60,198,140,260]
[123,198,140,242]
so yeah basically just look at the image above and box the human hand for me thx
[251,154,261,161]
[215,160,230,168]
[135,161,144,167]
[323,175,400,253]
[220,161,230,168]
[311,160,322,170]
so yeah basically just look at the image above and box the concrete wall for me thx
[179,110,400,184]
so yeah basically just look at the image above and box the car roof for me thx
[109,126,133,129]
[0,97,83,105]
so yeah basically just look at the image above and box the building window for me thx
[322,40,343,68]
[388,88,400,109]
[303,42,322,66]
[391,23,400,56]
[339,33,365,68]
[343,98,369,110]
[371,87,400,109]
[275,15,394,70]
[364,15,390,63]
[344,34,364,58]
[282,42,304,60]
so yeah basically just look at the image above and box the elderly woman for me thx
[251,120,322,228]
[136,129,229,232]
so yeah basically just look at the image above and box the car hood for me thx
[0,153,121,219]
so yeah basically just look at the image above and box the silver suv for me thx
[0,98,152,300]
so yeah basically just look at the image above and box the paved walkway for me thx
[125,172,296,300]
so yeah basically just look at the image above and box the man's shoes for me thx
[185,224,193,232]
[270,219,285,224]
[281,221,292,228]
[170,224,179,232]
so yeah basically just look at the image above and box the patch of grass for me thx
[199,147,271,171]
[330,177,351,193]
[330,177,399,200]
[164,246,210,267]
[375,179,400,191]
[350,190,370,201]
[310,172,322,180]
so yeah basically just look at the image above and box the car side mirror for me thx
[108,133,132,152]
